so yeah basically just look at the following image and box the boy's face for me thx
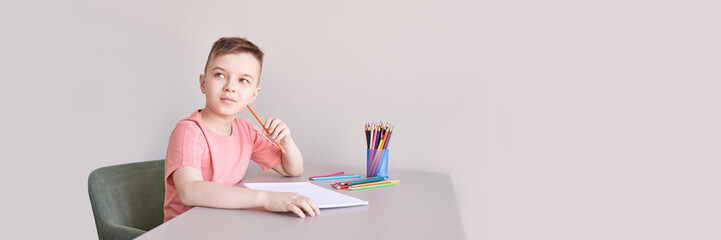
[199,52,262,118]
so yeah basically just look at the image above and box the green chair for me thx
[88,160,165,240]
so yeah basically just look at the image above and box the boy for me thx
[163,37,320,222]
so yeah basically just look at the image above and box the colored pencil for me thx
[347,176,388,185]
[246,105,286,154]
[364,125,367,148]
[371,124,382,170]
[364,122,395,177]
[378,125,394,175]
[355,179,399,187]
[332,176,387,186]
[349,182,397,190]
[344,180,400,189]
[309,171,344,180]
[370,128,389,176]
[368,124,376,169]
[384,126,394,149]
[310,174,362,181]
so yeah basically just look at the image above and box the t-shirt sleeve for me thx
[165,121,206,186]
[248,122,282,171]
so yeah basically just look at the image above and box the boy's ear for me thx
[199,74,206,94]
[249,87,261,104]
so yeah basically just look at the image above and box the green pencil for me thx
[348,182,397,190]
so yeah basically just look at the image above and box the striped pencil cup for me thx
[366,148,389,178]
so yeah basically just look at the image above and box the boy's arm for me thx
[173,166,319,217]
[263,117,304,177]
[272,137,303,177]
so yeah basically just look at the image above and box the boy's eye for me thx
[240,78,250,84]
[215,73,225,78]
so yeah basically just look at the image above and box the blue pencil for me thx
[310,174,362,181]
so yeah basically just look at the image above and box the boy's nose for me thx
[223,85,236,93]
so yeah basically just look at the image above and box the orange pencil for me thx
[246,105,286,154]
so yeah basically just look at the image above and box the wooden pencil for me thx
[246,105,286,154]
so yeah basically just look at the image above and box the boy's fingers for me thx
[264,118,275,132]
[276,130,288,141]
[274,127,287,139]
[264,117,273,129]
[299,201,316,217]
[268,126,278,139]
[278,123,289,138]
[289,205,305,218]
[262,118,289,141]
[263,118,278,138]
[269,121,283,139]
[270,120,281,135]
[307,198,320,216]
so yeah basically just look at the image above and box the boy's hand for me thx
[264,117,292,145]
[260,191,320,218]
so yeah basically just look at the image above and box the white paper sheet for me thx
[243,182,369,209]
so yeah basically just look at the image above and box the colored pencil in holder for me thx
[365,121,394,178]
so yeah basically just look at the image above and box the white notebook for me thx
[243,182,369,209]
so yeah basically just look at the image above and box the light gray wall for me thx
[2,0,719,239]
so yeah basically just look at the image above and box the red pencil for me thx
[365,124,370,148]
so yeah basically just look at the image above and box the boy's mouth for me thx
[221,97,236,104]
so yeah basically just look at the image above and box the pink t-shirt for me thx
[163,110,282,222]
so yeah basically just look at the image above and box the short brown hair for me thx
[203,37,264,80]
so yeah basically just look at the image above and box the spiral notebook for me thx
[243,182,369,209]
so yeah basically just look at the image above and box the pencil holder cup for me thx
[366,148,389,178]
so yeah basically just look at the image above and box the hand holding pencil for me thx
[247,105,287,153]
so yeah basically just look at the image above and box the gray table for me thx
[139,165,465,239]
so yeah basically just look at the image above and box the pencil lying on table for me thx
[335,180,400,189]
[349,182,398,190]
[309,171,344,180]
[310,174,362,181]
[247,105,286,154]
[331,176,387,188]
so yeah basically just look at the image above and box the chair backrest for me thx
[88,160,165,240]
